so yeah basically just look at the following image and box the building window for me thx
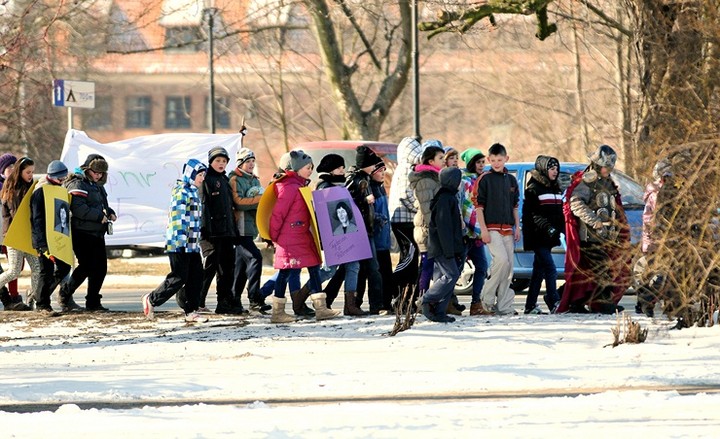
[164,26,203,52]
[126,96,152,128]
[166,96,192,129]
[206,96,231,129]
[83,96,113,130]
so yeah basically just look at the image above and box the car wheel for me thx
[510,278,530,293]
[455,260,474,295]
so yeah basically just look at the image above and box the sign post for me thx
[52,79,96,130]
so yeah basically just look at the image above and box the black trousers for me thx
[36,254,71,309]
[199,238,236,306]
[232,236,263,302]
[150,252,202,314]
[66,230,108,306]
[391,222,419,295]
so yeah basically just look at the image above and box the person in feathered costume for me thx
[557,145,632,314]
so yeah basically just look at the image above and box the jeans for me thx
[275,266,322,298]
[149,252,203,314]
[466,239,489,304]
[525,246,558,311]
[232,236,262,302]
[358,240,383,312]
[260,270,300,298]
[422,255,460,315]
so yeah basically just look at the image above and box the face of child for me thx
[547,165,559,181]
[240,158,255,174]
[211,156,228,173]
[600,166,611,178]
[298,163,314,179]
[487,153,508,172]
[88,169,105,182]
[429,152,445,169]
[445,155,459,168]
[371,168,385,182]
[193,171,206,187]
[21,165,35,183]
[474,160,484,174]
[331,166,345,176]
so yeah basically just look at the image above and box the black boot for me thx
[1,286,11,310]
[59,283,84,312]
[249,295,272,312]
[86,295,109,312]
[5,292,31,311]
[215,297,247,315]
[290,287,315,317]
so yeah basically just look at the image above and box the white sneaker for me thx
[142,294,154,320]
[197,307,212,313]
[524,305,545,315]
[185,312,208,323]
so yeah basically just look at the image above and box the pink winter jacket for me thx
[269,172,321,269]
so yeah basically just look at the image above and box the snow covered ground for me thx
[1,300,719,438]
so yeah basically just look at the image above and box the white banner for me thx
[61,129,243,248]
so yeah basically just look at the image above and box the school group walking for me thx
[1,140,645,324]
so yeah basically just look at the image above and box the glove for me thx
[43,250,56,263]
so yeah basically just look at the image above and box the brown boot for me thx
[290,286,315,317]
[469,302,495,316]
[343,292,367,316]
[310,293,341,321]
[446,301,462,316]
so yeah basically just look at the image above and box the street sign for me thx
[52,79,95,109]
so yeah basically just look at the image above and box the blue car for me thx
[455,162,645,294]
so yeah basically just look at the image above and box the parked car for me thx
[454,162,645,294]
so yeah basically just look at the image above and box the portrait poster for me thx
[43,185,73,264]
[299,187,322,257]
[256,180,278,241]
[312,186,371,266]
[4,181,37,255]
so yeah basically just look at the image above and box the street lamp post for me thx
[411,0,420,140]
[204,4,218,134]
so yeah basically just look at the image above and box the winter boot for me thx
[1,286,11,310]
[270,296,296,324]
[343,292,367,316]
[469,302,494,316]
[310,292,341,321]
[451,294,466,312]
[215,297,247,315]
[290,286,315,317]
[59,284,84,312]
[86,294,108,312]
[249,295,272,312]
[446,301,462,316]
[421,302,436,320]
[7,295,31,311]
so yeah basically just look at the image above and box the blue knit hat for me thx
[47,160,68,179]
[183,159,207,182]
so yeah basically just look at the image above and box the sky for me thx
[1,275,720,438]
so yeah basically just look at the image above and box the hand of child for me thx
[514,227,521,243]
[366,194,375,204]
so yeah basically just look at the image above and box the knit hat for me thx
[0,153,17,175]
[317,153,345,173]
[356,145,382,169]
[460,148,485,172]
[371,161,386,175]
[47,160,68,179]
[208,146,230,164]
[422,139,443,150]
[236,147,255,166]
[278,152,292,172]
[81,154,109,173]
[443,146,458,161]
[183,159,207,182]
[288,150,313,172]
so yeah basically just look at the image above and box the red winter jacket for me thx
[269,172,321,269]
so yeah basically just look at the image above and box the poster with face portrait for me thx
[43,185,74,264]
[311,186,371,266]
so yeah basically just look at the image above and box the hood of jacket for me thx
[408,167,439,189]
[397,137,423,167]
[439,167,462,192]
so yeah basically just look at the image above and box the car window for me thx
[611,170,644,206]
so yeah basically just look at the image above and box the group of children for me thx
[1,139,641,324]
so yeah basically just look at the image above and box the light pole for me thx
[204,3,218,134]
[411,0,420,140]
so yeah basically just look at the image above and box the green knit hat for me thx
[460,148,486,171]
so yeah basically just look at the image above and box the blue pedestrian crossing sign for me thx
[53,79,95,109]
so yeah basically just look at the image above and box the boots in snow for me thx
[270,296,296,324]
[290,286,315,317]
[343,292,367,316]
[2,288,31,311]
[311,292,341,321]
[58,283,83,312]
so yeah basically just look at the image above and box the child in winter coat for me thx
[423,167,464,323]
[30,160,71,313]
[345,145,385,314]
[142,159,209,323]
[269,150,340,323]
[199,146,243,315]
[0,155,37,311]
[521,155,564,314]
[409,141,445,296]
[369,161,395,312]
[0,152,23,309]
[229,147,267,312]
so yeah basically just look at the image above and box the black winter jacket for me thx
[522,170,564,250]
[345,167,374,236]
[64,171,116,237]
[428,168,464,259]
[475,168,519,226]
[199,167,239,240]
